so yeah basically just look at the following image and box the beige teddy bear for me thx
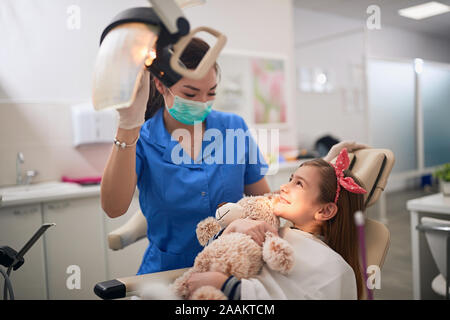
[171,195,295,300]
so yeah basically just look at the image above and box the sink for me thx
[0,181,81,204]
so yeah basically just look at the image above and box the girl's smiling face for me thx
[273,165,325,227]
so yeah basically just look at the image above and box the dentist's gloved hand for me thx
[117,69,150,130]
[323,141,370,162]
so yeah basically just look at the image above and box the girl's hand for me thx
[223,218,278,246]
[323,141,370,162]
[187,272,228,298]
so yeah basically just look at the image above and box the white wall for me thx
[293,7,450,191]
[184,0,297,151]
[0,0,296,186]
[293,8,450,150]
[367,26,450,64]
[293,8,367,150]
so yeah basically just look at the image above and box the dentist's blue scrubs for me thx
[135,107,268,275]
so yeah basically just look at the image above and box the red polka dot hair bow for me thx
[331,148,367,204]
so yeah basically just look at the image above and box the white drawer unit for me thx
[42,197,107,300]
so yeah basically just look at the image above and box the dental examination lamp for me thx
[92,0,227,111]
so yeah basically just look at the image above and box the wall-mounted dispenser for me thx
[71,102,117,147]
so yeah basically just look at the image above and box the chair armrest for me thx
[416,224,450,234]
[94,267,189,299]
[365,218,390,270]
[108,210,147,250]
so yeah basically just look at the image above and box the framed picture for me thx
[215,50,288,127]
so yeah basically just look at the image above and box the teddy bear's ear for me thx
[196,217,221,246]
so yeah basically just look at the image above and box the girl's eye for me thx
[296,181,302,187]
[184,93,195,98]
[289,177,292,182]
[208,92,216,96]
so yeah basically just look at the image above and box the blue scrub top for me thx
[135,107,268,275]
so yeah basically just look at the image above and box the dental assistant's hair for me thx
[299,159,365,300]
[145,37,220,120]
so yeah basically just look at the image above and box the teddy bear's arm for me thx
[262,233,295,275]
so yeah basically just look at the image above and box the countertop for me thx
[0,182,102,208]
[407,193,450,214]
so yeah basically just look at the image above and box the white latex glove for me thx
[117,69,150,130]
[323,141,370,162]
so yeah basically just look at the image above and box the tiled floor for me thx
[366,187,440,300]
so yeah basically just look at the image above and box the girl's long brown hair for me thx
[300,159,365,299]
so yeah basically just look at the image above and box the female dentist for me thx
[100,37,366,275]
[101,38,276,275]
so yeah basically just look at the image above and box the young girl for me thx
[185,148,367,300]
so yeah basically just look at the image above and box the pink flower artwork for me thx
[252,58,287,124]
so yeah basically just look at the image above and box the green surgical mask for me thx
[164,89,213,125]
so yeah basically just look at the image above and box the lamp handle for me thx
[170,26,227,80]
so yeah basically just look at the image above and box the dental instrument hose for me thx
[1,266,14,300]
[354,211,373,300]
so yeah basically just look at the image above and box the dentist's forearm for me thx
[101,127,141,218]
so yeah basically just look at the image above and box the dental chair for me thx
[94,148,395,300]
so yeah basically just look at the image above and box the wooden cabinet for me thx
[0,204,47,299]
[42,197,107,300]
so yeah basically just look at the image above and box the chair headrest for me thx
[348,149,395,208]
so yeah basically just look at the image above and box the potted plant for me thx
[433,163,450,196]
